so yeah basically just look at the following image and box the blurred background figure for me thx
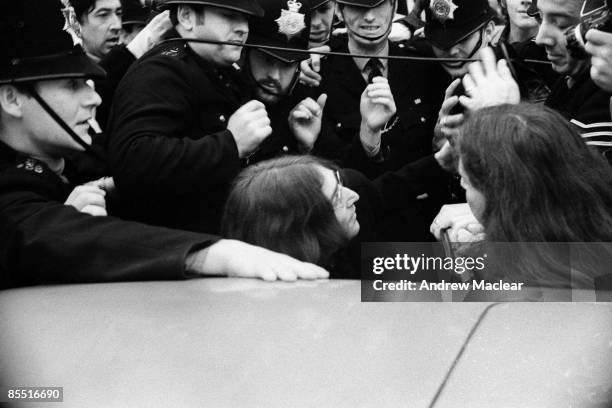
[120,0,151,44]
[70,0,123,61]
[495,0,539,44]
[310,0,337,48]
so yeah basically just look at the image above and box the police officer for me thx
[317,0,441,178]
[0,0,328,288]
[106,0,274,233]
[242,0,330,162]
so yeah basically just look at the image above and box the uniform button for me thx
[219,115,226,123]
[282,145,289,152]
[336,122,342,129]
[398,43,405,48]
[420,117,426,123]
[414,98,422,105]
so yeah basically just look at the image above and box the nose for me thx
[535,20,555,47]
[83,83,102,109]
[363,9,376,22]
[109,12,121,31]
[234,16,249,36]
[267,62,283,81]
[311,12,322,28]
[344,186,360,206]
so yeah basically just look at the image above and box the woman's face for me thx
[318,166,360,239]
[505,0,539,31]
[458,159,486,223]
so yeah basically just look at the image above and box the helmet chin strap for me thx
[441,28,484,70]
[24,83,94,153]
[245,50,301,100]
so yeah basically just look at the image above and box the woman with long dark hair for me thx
[437,103,612,292]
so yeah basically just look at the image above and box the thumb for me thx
[317,93,327,112]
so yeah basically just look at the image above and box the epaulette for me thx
[15,157,46,175]
[160,44,187,58]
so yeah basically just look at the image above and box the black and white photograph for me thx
[1,0,611,405]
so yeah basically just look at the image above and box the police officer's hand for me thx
[228,100,272,158]
[289,94,328,151]
[459,47,520,111]
[585,29,612,92]
[299,45,330,87]
[434,79,465,148]
[126,10,172,59]
[360,77,396,132]
[186,239,330,282]
[65,184,107,216]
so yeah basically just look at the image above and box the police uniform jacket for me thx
[107,33,245,233]
[0,142,217,289]
[317,36,443,179]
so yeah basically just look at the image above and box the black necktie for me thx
[366,58,383,83]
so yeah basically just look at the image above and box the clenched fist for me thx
[228,100,272,158]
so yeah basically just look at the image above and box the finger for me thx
[274,266,298,282]
[497,59,514,82]
[366,82,393,92]
[81,204,107,217]
[311,54,321,72]
[479,46,498,77]
[444,113,465,128]
[371,76,389,85]
[366,89,394,99]
[246,108,270,121]
[299,97,323,116]
[467,59,485,84]
[296,263,329,280]
[439,95,459,115]
[291,110,312,121]
[466,222,485,234]
[258,268,278,282]
[370,98,396,108]
[316,93,327,111]
[585,28,612,45]
[444,78,461,99]
[458,95,478,112]
[462,74,476,95]
[239,100,265,112]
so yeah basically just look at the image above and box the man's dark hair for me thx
[69,0,98,23]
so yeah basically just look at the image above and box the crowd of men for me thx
[1,0,611,288]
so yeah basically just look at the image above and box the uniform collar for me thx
[350,41,389,77]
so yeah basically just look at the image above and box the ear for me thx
[0,85,25,119]
[176,4,196,32]
[483,20,496,43]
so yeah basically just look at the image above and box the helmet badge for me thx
[275,0,306,40]
[430,0,459,23]
[61,0,83,46]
